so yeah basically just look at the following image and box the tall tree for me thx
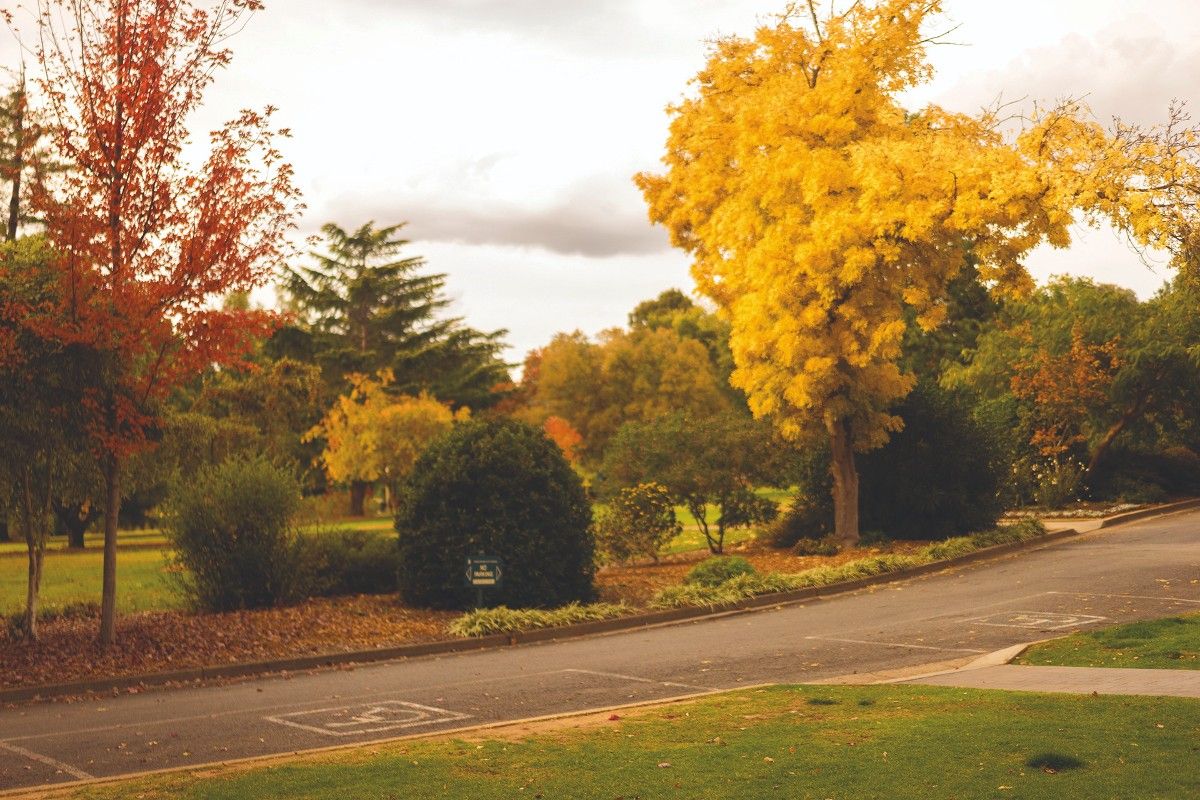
[277,221,511,409]
[0,67,55,241]
[18,0,301,645]
[638,0,1200,544]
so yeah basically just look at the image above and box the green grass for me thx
[1019,613,1200,670]
[0,528,168,555]
[0,547,180,615]
[68,684,1200,799]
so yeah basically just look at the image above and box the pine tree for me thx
[276,221,510,408]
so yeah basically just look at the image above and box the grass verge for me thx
[1018,613,1200,670]
[448,602,630,637]
[65,684,1200,800]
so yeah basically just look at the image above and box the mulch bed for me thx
[1,596,457,692]
[2,540,930,694]
[595,540,930,605]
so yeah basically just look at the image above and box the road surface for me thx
[1,509,1198,792]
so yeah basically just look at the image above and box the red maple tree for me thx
[13,0,301,645]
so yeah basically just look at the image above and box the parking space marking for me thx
[966,611,1107,630]
[805,635,986,654]
[1047,591,1200,605]
[563,668,715,693]
[0,741,94,780]
[265,701,469,737]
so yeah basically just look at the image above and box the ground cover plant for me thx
[61,684,1200,799]
[1018,612,1200,669]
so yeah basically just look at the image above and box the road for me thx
[1,509,1198,792]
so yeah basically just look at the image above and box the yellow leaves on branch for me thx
[308,370,466,487]
[637,0,1200,452]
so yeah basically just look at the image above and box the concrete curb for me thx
[4,498,1196,705]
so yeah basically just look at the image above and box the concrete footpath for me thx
[909,664,1200,698]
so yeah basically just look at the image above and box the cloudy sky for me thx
[11,1,1200,364]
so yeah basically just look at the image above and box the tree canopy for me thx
[637,0,1200,543]
[276,221,511,409]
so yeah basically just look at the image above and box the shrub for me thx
[300,528,400,597]
[595,482,681,564]
[449,602,629,637]
[685,556,757,587]
[790,537,841,557]
[1089,445,1200,502]
[775,385,1006,542]
[763,497,832,549]
[1031,457,1086,508]
[165,457,304,612]
[395,419,595,610]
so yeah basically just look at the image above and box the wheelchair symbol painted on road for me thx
[967,611,1107,630]
[265,700,470,737]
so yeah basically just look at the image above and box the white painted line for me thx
[6,668,570,744]
[265,701,469,738]
[1047,591,1200,605]
[0,741,94,781]
[966,611,1107,630]
[563,668,715,692]
[804,636,986,654]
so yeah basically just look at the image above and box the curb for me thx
[4,498,1196,705]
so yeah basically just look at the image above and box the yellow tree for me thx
[638,0,1199,544]
[310,371,463,514]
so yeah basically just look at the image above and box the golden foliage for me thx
[637,0,1200,453]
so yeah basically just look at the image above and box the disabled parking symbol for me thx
[265,700,470,737]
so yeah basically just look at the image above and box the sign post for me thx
[465,557,503,609]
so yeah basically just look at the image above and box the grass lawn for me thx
[1018,613,1200,670]
[0,527,168,555]
[0,547,180,615]
[68,684,1200,799]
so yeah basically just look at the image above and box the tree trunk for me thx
[828,417,860,547]
[6,73,24,243]
[99,457,121,648]
[1086,399,1144,479]
[0,514,10,543]
[348,480,369,517]
[19,470,46,642]
[55,501,95,549]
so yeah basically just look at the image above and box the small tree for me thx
[600,412,782,554]
[595,482,681,564]
[309,370,462,515]
[18,0,302,646]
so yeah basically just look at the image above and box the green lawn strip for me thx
[0,528,169,556]
[0,547,180,615]
[69,684,1200,800]
[1018,613,1200,670]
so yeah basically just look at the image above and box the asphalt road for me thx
[2,509,1199,792]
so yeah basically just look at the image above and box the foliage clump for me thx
[449,602,629,637]
[595,482,681,564]
[166,458,305,612]
[685,556,758,588]
[395,419,595,610]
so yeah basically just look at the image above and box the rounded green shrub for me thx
[595,482,681,564]
[166,457,303,612]
[685,556,757,587]
[395,419,595,610]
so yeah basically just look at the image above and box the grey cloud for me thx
[310,173,670,258]
[939,31,1200,127]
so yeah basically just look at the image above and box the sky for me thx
[9,1,1200,365]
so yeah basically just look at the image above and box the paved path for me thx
[1,509,1199,793]
[911,664,1200,697]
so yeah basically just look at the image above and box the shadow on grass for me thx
[1026,752,1086,773]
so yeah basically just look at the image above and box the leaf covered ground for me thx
[1,541,924,693]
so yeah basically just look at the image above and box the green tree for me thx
[0,236,96,639]
[599,412,783,554]
[947,276,1200,492]
[276,221,510,409]
[629,289,741,407]
[519,326,732,463]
